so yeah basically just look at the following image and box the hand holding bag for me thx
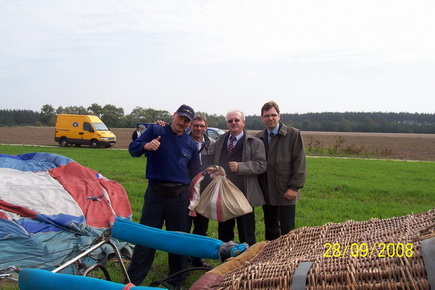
[189,165,252,222]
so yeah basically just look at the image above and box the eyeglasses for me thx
[192,124,206,128]
[227,119,241,123]
[262,114,278,118]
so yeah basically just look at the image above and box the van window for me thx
[83,122,94,132]
[93,123,109,131]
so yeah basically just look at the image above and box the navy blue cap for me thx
[176,104,195,121]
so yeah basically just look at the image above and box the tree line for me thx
[1,104,434,134]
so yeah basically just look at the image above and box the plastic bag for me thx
[189,165,252,222]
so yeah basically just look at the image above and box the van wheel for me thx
[90,140,99,148]
[60,139,68,147]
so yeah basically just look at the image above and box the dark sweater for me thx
[218,134,245,194]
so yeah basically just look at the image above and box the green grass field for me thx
[1,145,434,288]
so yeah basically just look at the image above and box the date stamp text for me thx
[323,242,414,258]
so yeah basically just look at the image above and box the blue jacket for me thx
[129,124,200,185]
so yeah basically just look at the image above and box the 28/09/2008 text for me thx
[323,242,414,258]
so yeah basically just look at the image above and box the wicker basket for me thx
[215,210,434,289]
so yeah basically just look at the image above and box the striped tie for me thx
[228,136,236,156]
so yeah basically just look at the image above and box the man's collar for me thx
[194,136,205,143]
[267,125,280,136]
[230,131,244,141]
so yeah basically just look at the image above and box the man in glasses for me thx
[256,101,307,240]
[187,114,215,268]
[127,104,200,288]
[213,109,267,246]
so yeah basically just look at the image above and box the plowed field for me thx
[0,127,434,161]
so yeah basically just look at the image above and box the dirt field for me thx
[0,127,434,161]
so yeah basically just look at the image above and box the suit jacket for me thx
[213,130,267,207]
[256,123,307,206]
[195,133,216,170]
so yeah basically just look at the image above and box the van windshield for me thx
[92,122,109,131]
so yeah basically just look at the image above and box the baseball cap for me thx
[176,104,195,121]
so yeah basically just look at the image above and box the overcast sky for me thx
[1,0,434,116]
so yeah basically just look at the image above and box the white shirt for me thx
[193,136,205,164]
[227,131,244,147]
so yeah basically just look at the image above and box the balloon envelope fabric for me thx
[0,152,133,272]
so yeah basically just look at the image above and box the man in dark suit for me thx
[213,109,266,246]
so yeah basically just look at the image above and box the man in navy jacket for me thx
[127,104,200,288]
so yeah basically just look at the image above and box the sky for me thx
[1,0,434,116]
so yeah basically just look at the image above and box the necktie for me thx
[269,132,275,143]
[228,136,236,156]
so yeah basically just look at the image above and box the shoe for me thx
[191,258,211,268]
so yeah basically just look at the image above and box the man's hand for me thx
[284,189,297,200]
[144,136,161,151]
[155,120,166,126]
[228,161,239,173]
[210,171,224,179]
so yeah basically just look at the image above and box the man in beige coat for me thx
[256,101,307,240]
[213,109,267,246]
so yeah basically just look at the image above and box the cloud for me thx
[3,0,435,64]
[0,0,434,114]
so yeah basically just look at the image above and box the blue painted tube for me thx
[112,217,223,259]
[19,268,159,290]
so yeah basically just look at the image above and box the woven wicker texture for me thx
[218,209,434,289]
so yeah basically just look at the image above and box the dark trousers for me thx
[188,213,209,264]
[218,210,256,246]
[127,184,190,287]
[262,204,296,241]
[189,213,209,236]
